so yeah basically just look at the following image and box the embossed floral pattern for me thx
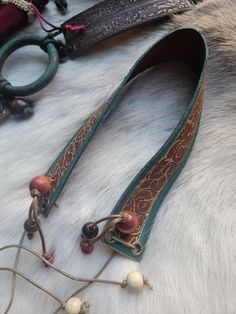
[46,83,204,245]
[47,101,108,191]
[118,86,204,245]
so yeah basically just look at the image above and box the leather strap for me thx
[40,28,208,261]
[62,0,198,57]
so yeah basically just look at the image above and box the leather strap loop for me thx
[39,28,208,261]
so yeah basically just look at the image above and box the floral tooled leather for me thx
[113,86,204,248]
[47,102,108,191]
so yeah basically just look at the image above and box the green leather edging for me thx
[102,119,201,261]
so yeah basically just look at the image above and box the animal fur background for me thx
[0,0,235,313]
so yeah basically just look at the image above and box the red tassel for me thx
[63,24,86,32]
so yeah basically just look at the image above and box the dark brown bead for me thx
[82,222,99,239]
[8,98,34,119]
[24,219,39,233]
[29,176,52,196]
[80,241,94,254]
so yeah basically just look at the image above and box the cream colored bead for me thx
[65,297,82,314]
[126,271,144,293]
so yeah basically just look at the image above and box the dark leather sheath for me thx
[62,0,197,57]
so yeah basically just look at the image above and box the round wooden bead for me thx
[80,241,94,254]
[8,98,34,119]
[126,271,144,293]
[29,176,51,196]
[82,222,99,239]
[65,297,82,314]
[117,211,138,234]
[24,219,39,233]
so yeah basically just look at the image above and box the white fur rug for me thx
[0,0,235,313]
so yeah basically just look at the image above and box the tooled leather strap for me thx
[40,28,207,261]
[62,0,199,57]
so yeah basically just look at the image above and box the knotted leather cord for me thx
[0,236,118,313]
[53,252,116,314]
[0,245,122,286]
[3,231,26,314]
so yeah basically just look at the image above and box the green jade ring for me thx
[0,33,67,119]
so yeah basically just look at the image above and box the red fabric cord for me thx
[0,0,48,44]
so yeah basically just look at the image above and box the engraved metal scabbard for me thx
[62,0,196,57]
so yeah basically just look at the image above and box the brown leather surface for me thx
[128,28,206,83]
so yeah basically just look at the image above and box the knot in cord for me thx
[30,189,41,198]
[42,251,55,266]
[121,280,127,289]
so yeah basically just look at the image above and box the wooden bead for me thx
[82,222,99,239]
[65,297,82,314]
[117,211,138,234]
[80,241,94,254]
[29,176,51,196]
[24,219,38,233]
[126,271,144,293]
[8,98,34,119]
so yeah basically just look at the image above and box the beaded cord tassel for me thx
[24,175,55,263]
[80,211,139,254]
[0,174,153,314]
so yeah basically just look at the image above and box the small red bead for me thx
[29,176,51,196]
[80,241,94,254]
[42,252,55,267]
[117,211,139,234]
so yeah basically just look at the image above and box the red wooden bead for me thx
[29,176,51,196]
[117,211,139,234]
[80,241,94,254]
